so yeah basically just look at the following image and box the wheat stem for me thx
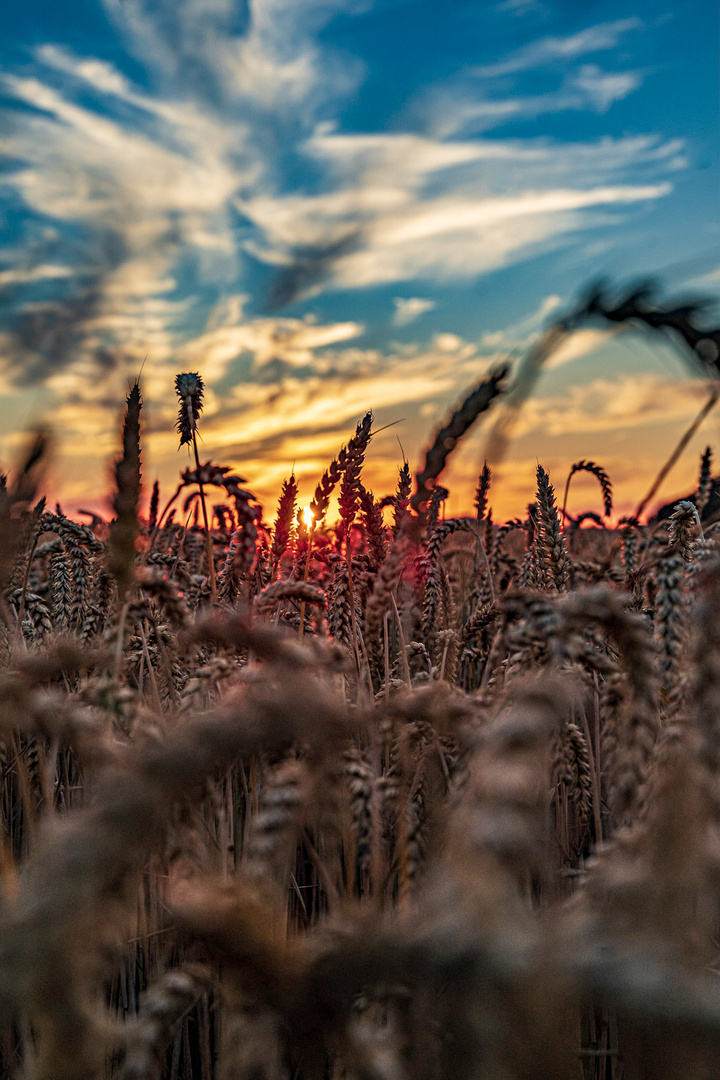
[191,426,217,601]
[634,388,719,520]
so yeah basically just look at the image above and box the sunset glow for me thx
[302,506,314,529]
[0,0,716,520]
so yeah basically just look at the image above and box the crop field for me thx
[1,300,720,1080]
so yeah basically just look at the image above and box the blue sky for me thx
[0,0,717,518]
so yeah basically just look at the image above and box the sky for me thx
[0,0,718,524]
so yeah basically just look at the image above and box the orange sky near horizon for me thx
[0,2,717,533]
[6,318,717,531]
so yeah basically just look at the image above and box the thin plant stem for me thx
[113,598,131,683]
[156,483,183,531]
[191,428,217,601]
[16,530,39,645]
[580,703,603,849]
[480,625,503,691]
[298,527,314,643]
[391,592,412,689]
[345,532,363,676]
[383,611,391,703]
[477,524,496,604]
[139,620,163,716]
[634,387,719,521]
[439,635,450,682]
[561,470,573,529]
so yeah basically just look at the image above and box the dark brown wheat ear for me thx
[109,380,141,608]
[411,366,508,521]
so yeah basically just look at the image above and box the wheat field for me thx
[1,311,720,1080]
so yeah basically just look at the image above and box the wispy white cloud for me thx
[423,63,643,139]
[496,0,541,14]
[569,65,642,113]
[472,18,642,78]
[101,0,365,112]
[178,314,364,377]
[245,174,671,294]
[0,264,75,288]
[393,297,436,326]
[418,11,646,140]
[36,44,138,100]
[480,293,562,349]
[683,265,720,293]
[543,326,623,369]
[511,372,711,439]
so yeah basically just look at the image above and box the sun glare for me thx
[302,506,314,528]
